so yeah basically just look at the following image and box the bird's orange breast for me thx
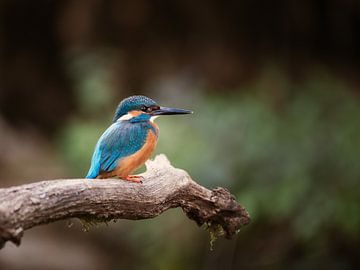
[114,126,158,178]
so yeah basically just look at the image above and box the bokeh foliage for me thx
[1,1,359,268]
[57,66,360,269]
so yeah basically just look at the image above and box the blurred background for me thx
[0,0,359,269]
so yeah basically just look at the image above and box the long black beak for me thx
[152,106,193,116]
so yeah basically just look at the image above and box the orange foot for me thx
[120,175,144,184]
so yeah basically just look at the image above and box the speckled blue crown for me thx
[112,95,157,122]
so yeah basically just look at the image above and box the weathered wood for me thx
[0,154,250,248]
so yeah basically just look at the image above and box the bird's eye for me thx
[141,106,147,112]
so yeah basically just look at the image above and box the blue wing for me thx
[86,121,150,179]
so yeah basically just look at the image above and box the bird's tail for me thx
[85,149,102,179]
[86,169,97,179]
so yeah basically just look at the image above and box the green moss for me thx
[203,222,226,251]
[78,216,115,232]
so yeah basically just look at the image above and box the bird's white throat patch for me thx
[117,112,158,122]
[150,116,159,122]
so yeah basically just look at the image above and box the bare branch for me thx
[0,154,250,248]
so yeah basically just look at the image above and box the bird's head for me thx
[113,95,192,123]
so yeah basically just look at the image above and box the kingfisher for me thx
[86,95,192,183]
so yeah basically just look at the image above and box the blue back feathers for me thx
[86,120,157,179]
[112,95,157,122]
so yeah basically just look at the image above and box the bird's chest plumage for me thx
[113,122,158,177]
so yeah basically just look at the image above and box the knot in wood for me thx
[210,187,251,238]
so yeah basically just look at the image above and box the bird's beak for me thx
[152,106,193,116]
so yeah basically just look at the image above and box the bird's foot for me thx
[121,175,144,184]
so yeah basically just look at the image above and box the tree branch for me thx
[0,154,250,248]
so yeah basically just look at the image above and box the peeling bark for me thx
[0,154,250,248]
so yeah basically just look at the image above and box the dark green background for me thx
[0,1,359,269]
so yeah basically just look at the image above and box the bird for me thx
[86,95,193,183]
